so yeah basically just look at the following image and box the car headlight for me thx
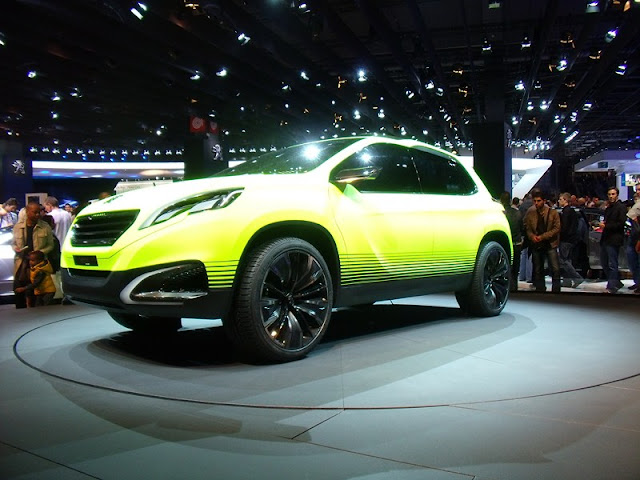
[140,189,243,229]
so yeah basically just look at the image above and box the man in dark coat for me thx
[599,187,627,293]
[558,192,583,288]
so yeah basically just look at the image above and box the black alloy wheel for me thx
[227,237,333,363]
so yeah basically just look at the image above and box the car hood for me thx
[79,174,312,216]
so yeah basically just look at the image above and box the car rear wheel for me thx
[227,237,333,363]
[455,241,510,316]
[108,312,182,333]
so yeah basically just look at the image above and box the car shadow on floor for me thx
[92,304,479,367]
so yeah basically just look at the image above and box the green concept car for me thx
[61,136,512,362]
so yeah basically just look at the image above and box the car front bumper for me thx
[62,263,233,319]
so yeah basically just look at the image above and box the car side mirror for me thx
[332,166,381,184]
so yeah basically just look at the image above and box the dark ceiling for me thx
[1,0,639,165]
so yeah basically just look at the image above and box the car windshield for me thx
[213,138,360,176]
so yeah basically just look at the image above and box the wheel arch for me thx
[481,230,512,262]
[237,221,341,293]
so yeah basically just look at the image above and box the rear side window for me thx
[411,149,477,195]
[333,144,421,194]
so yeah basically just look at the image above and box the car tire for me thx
[455,241,510,317]
[108,312,182,333]
[226,237,334,363]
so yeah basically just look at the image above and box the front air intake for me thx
[70,210,139,246]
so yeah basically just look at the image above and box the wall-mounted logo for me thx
[212,143,222,161]
[12,159,26,175]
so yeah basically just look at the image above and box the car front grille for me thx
[70,210,139,246]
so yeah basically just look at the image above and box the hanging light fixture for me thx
[615,61,628,75]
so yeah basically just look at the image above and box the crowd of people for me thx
[501,183,640,295]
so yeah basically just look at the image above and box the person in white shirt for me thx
[43,196,72,245]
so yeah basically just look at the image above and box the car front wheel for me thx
[455,241,510,316]
[227,237,334,363]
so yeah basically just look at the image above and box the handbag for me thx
[15,256,31,286]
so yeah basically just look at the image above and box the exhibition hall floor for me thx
[1,293,639,480]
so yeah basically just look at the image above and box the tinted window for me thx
[214,138,359,176]
[332,144,421,193]
[411,149,477,195]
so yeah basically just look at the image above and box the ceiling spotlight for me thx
[527,101,534,111]
[300,70,309,80]
[534,80,542,89]
[511,116,519,125]
[0,33,5,47]
[190,71,201,80]
[452,65,463,75]
[564,77,576,88]
[557,57,568,71]
[521,36,531,49]
[615,61,627,75]
[540,100,549,110]
[51,111,58,119]
[586,1,600,12]
[564,130,579,143]
[424,79,435,90]
[405,88,415,99]
[589,49,602,60]
[554,114,561,123]
[560,31,575,47]
[353,109,361,120]
[377,109,385,119]
[570,111,578,121]
[583,102,593,110]
[515,80,525,91]
[281,83,291,91]
[436,87,444,96]
[357,69,367,82]
[237,32,251,45]
[216,67,228,77]
[130,2,147,20]
[558,100,568,109]
[51,93,61,101]
[605,27,618,43]
[482,37,492,53]
[27,70,37,79]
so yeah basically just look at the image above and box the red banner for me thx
[189,116,206,133]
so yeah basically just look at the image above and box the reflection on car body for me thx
[0,226,15,297]
[61,136,513,362]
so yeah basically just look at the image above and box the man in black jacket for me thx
[558,192,583,288]
[599,187,627,293]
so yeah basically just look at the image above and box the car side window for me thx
[333,144,421,193]
[411,149,478,195]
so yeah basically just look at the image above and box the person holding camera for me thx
[524,189,561,293]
